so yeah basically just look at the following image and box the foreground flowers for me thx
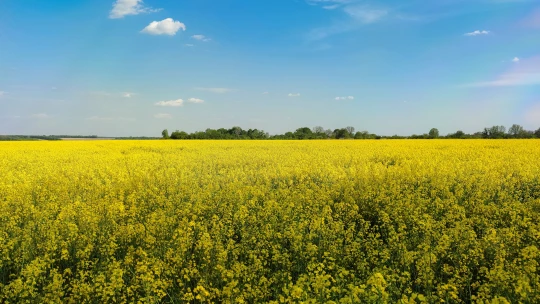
[0,140,539,303]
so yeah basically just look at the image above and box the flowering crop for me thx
[1,140,539,303]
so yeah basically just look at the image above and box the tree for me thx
[482,126,506,139]
[161,129,169,139]
[354,131,370,139]
[346,126,355,135]
[535,128,540,138]
[325,129,334,139]
[312,126,324,134]
[334,128,352,139]
[294,127,313,139]
[448,130,465,139]
[508,124,524,137]
[229,126,243,138]
[428,128,439,138]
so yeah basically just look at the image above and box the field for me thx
[1,140,539,303]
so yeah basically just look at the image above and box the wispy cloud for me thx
[195,87,234,93]
[141,18,186,36]
[192,35,211,42]
[465,56,540,87]
[109,0,160,19]
[188,98,204,103]
[155,99,184,107]
[262,92,269,95]
[335,96,354,100]
[123,92,135,98]
[306,1,389,40]
[154,113,172,119]
[185,44,194,47]
[512,57,520,63]
[343,6,388,23]
[0,91,4,97]
[288,93,301,97]
[31,113,48,118]
[464,30,490,36]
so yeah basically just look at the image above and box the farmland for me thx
[1,140,539,303]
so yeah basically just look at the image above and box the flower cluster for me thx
[0,140,539,303]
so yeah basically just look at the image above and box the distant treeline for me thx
[0,135,100,141]
[162,124,540,140]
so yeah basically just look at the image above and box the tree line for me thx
[161,124,540,140]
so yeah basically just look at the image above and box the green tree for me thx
[535,128,540,138]
[294,127,314,139]
[482,126,506,139]
[161,129,169,139]
[428,128,439,138]
[508,124,525,138]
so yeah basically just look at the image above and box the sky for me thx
[0,0,539,137]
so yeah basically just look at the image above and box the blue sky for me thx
[0,0,539,136]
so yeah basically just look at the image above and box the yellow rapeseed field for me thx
[1,140,539,303]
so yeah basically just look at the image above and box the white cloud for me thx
[512,57,520,63]
[343,6,388,23]
[141,18,186,36]
[123,92,134,98]
[31,113,48,118]
[185,44,194,47]
[195,87,234,93]
[335,96,354,100]
[262,92,269,95]
[154,113,172,119]
[51,87,57,90]
[109,0,160,19]
[465,56,540,87]
[188,98,204,103]
[191,35,211,42]
[155,99,184,107]
[0,91,4,97]
[288,93,301,97]
[464,30,490,36]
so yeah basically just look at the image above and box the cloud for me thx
[195,87,234,93]
[123,92,134,98]
[31,113,48,118]
[154,113,172,119]
[512,57,520,63]
[343,6,388,23]
[155,99,184,107]
[306,2,389,40]
[288,93,301,97]
[335,96,354,100]
[262,92,269,95]
[185,44,194,47]
[464,30,490,36]
[192,35,211,42]
[141,18,186,36]
[465,56,540,87]
[109,0,160,19]
[188,98,204,103]
[0,91,4,97]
